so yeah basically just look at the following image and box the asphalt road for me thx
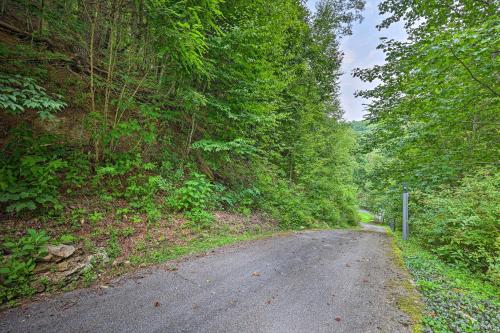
[0,228,413,333]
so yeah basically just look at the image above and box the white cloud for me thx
[342,48,356,65]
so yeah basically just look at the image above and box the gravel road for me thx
[0,228,414,333]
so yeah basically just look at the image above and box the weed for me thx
[184,209,214,230]
[120,227,135,237]
[69,208,87,228]
[106,231,121,260]
[83,239,97,253]
[82,269,97,287]
[88,211,104,225]
[0,229,50,303]
[57,234,77,244]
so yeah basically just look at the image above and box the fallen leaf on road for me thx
[335,317,341,322]
[345,263,351,267]
[154,301,161,307]
[252,272,261,277]
[266,300,271,304]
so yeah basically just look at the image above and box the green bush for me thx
[0,229,50,303]
[213,184,260,213]
[0,129,68,214]
[92,154,167,222]
[255,165,314,229]
[411,169,499,279]
[184,208,215,230]
[169,172,213,211]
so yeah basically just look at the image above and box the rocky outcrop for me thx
[34,246,109,284]
[39,244,76,263]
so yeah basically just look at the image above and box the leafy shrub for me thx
[0,229,50,303]
[106,230,121,260]
[255,165,315,229]
[58,234,77,244]
[184,209,215,230]
[213,184,260,212]
[0,128,72,214]
[92,154,166,221]
[411,169,499,279]
[0,73,66,119]
[124,173,166,222]
[169,172,213,211]
[3,229,50,260]
[0,126,90,213]
[64,151,91,194]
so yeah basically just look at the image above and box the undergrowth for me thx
[397,237,500,333]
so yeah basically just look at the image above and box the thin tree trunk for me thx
[84,2,100,161]
[104,5,117,123]
[88,11,97,115]
[185,113,196,160]
[38,0,44,35]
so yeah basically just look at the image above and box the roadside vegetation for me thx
[397,237,499,333]
[354,1,499,332]
[358,211,374,223]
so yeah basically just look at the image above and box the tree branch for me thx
[450,50,499,97]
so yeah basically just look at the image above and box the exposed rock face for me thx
[112,258,131,267]
[34,246,109,284]
[42,245,76,262]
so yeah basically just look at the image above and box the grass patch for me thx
[358,210,375,223]
[130,231,278,265]
[396,237,500,333]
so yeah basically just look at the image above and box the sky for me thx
[306,0,406,121]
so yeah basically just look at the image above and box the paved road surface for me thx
[360,223,387,233]
[0,228,414,333]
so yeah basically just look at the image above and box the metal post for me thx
[402,184,409,240]
[390,218,395,232]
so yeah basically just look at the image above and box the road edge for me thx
[386,230,425,333]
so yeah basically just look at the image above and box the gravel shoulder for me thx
[0,229,417,333]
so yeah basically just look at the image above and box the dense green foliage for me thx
[0,0,363,226]
[410,171,499,278]
[0,229,50,302]
[355,0,499,280]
